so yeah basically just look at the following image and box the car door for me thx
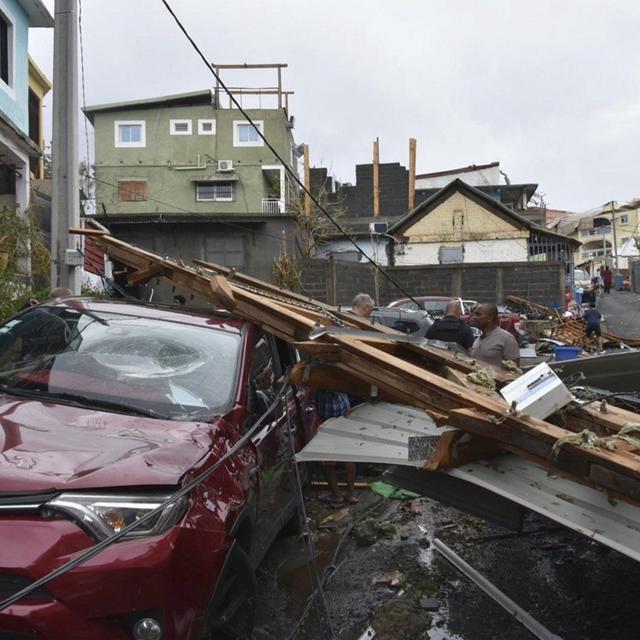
[247,332,293,560]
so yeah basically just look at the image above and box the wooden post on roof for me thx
[373,138,380,218]
[304,144,312,220]
[408,138,416,211]
[277,65,283,109]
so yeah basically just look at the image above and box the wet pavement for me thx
[597,289,640,338]
[254,472,640,640]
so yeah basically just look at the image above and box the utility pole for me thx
[610,200,619,270]
[51,0,81,294]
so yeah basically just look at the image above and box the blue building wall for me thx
[0,0,30,133]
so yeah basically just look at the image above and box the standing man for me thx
[583,303,604,353]
[602,266,613,294]
[426,299,475,349]
[351,293,375,317]
[470,303,520,368]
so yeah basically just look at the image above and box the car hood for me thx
[0,395,228,493]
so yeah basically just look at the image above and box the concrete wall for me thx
[109,217,298,301]
[314,236,390,266]
[0,0,29,133]
[93,106,296,216]
[301,258,565,307]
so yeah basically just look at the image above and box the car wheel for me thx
[201,545,256,640]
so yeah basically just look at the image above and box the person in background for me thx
[173,294,186,306]
[315,389,358,505]
[351,293,375,317]
[470,303,520,368]
[602,266,613,295]
[426,299,475,349]
[574,284,584,307]
[584,302,604,353]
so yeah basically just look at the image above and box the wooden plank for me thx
[424,430,503,471]
[127,263,167,286]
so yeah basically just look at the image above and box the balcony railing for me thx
[262,198,285,214]
[579,226,611,238]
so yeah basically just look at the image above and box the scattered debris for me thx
[372,570,404,588]
[319,506,350,527]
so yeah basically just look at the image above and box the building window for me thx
[0,6,14,92]
[118,180,148,202]
[439,246,464,264]
[115,121,146,147]
[205,234,244,268]
[198,119,216,135]
[233,120,264,147]
[170,119,192,135]
[620,214,629,224]
[196,181,234,202]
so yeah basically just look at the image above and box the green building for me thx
[84,90,301,288]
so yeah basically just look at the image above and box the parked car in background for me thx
[0,298,316,640]
[371,306,433,335]
[387,296,472,316]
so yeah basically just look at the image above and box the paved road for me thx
[597,289,640,338]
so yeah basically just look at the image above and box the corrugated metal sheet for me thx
[295,402,451,466]
[297,402,640,561]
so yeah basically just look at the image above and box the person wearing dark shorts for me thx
[583,303,603,353]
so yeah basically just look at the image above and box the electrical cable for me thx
[0,371,293,613]
[159,0,422,307]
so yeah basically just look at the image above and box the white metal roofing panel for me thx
[295,402,449,466]
[448,458,640,563]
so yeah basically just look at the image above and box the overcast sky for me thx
[29,0,640,212]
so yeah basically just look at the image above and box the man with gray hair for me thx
[351,293,375,317]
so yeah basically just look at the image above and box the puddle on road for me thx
[276,531,340,619]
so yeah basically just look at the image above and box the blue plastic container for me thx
[554,346,582,361]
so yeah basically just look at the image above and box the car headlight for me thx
[45,493,188,541]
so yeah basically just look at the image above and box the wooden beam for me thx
[408,138,416,211]
[127,263,167,286]
[373,137,380,218]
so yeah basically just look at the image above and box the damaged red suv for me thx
[0,298,316,639]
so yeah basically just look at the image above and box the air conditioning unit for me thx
[217,160,234,172]
[369,222,389,234]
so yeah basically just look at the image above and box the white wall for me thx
[315,236,390,266]
[415,164,502,189]
[395,238,527,265]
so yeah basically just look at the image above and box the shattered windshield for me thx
[0,306,240,421]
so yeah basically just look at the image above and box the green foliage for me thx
[272,251,302,292]
[0,205,51,319]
